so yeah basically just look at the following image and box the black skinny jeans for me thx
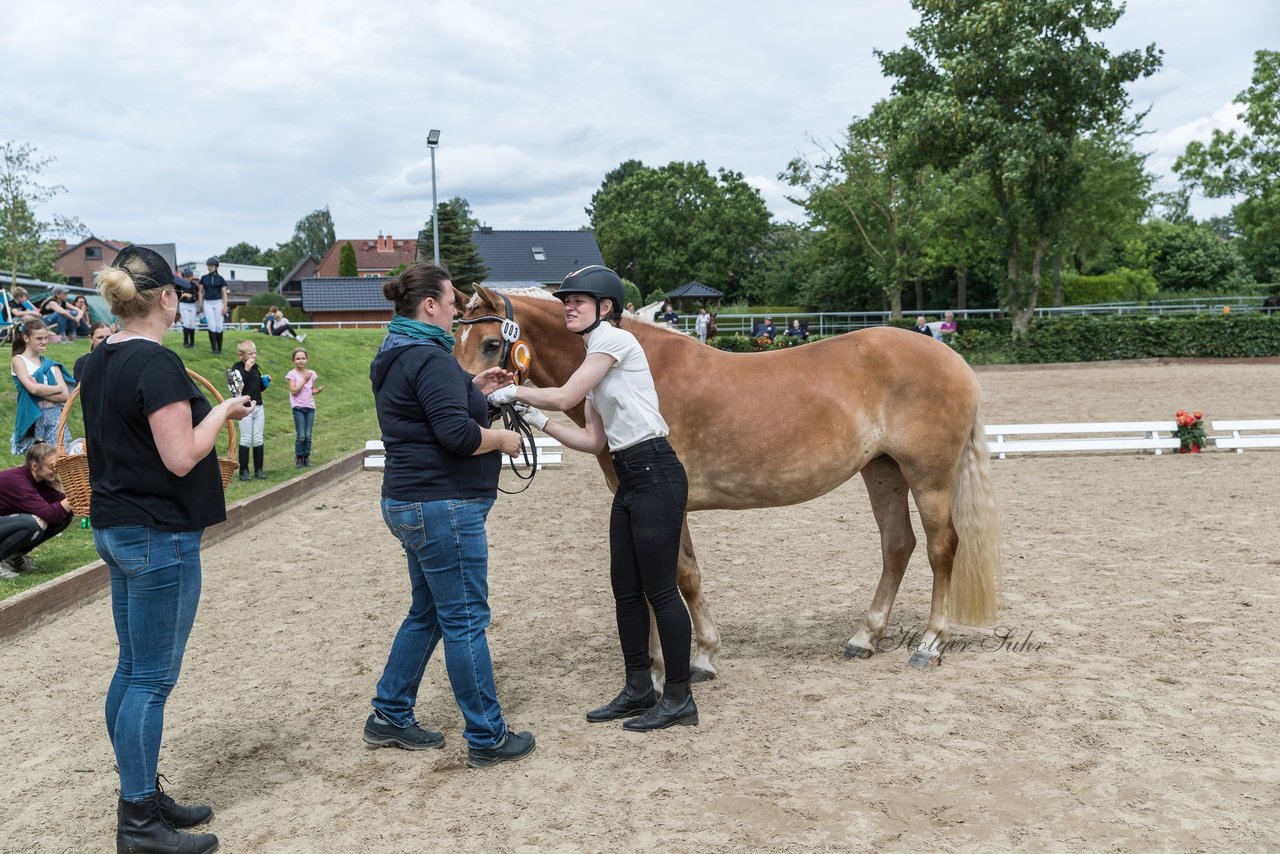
[608,437,692,683]
[0,513,70,562]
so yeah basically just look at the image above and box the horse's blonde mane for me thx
[465,287,558,312]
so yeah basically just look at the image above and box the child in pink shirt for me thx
[286,347,324,467]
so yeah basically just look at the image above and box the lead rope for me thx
[491,401,539,494]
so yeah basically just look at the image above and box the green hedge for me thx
[956,314,1280,364]
[710,334,824,352]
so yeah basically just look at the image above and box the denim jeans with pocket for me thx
[293,407,315,457]
[94,525,205,801]
[374,497,508,749]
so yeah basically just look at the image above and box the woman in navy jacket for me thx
[364,262,536,769]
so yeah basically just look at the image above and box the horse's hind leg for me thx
[905,483,958,670]
[846,456,916,660]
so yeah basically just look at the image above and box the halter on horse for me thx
[456,291,539,492]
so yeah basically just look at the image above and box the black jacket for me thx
[370,338,499,502]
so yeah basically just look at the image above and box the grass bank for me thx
[0,328,386,600]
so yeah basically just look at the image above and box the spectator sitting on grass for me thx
[0,441,73,578]
[265,307,305,341]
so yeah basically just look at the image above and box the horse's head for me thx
[454,284,581,384]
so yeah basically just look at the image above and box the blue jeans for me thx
[53,312,74,337]
[293,407,314,457]
[374,497,507,749]
[95,526,204,801]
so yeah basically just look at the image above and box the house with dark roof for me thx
[316,234,416,277]
[472,227,605,289]
[299,227,609,325]
[299,276,391,327]
[279,254,320,306]
[54,236,128,286]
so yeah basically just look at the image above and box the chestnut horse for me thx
[455,286,1002,674]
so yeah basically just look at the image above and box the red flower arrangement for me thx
[1173,409,1207,453]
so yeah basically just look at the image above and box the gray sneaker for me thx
[466,730,536,769]
[0,560,19,579]
[362,713,444,750]
[10,554,39,573]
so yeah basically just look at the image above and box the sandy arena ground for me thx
[1,360,1278,852]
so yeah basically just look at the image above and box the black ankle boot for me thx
[155,775,213,828]
[117,795,218,853]
[622,680,698,731]
[586,670,657,722]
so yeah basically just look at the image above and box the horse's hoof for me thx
[690,667,717,683]
[843,644,873,660]
[908,650,940,669]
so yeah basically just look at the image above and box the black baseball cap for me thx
[111,245,174,291]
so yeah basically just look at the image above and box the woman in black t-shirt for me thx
[81,245,252,854]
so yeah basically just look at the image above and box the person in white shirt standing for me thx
[487,265,698,732]
[695,307,710,343]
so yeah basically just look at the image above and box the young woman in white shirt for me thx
[487,266,697,731]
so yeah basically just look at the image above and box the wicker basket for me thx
[55,368,240,517]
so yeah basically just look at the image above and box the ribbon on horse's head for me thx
[456,291,532,384]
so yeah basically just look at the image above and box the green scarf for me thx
[388,314,455,352]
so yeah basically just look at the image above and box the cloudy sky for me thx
[4,1,1275,262]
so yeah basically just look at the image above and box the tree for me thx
[879,0,1161,332]
[293,207,336,261]
[621,278,643,309]
[589,160,772,299]
[417,196,489,289]
[1176,50,1280,281]
[0,141,82,288]
[220,241,266,265]
[338,241,357,277]
[784,101,950,316]
[1052,133,1154,303]
[1143,220,1248,291]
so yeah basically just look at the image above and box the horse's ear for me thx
[472,284,503,312]
[452,285,472,311]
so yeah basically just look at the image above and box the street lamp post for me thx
[427,129,441,265]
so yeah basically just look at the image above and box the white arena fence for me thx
[985,420,1280,458]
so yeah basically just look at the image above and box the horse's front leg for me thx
[647,517,720,689]
[677,516,720,681]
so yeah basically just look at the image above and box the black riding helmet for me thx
[554,265,625,335]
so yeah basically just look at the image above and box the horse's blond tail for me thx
[948,408,1004,625]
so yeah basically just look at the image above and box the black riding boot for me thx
[207,330,217,352]
[622,679,698,731]
[117,795,218,854]
[252,445,266,479]
[155,775,213,828]
[216,332,225,354]
[238,446,250,481]
[585,670,657,722]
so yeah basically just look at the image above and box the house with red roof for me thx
[55,236,128,286]
[315,233,416,277]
